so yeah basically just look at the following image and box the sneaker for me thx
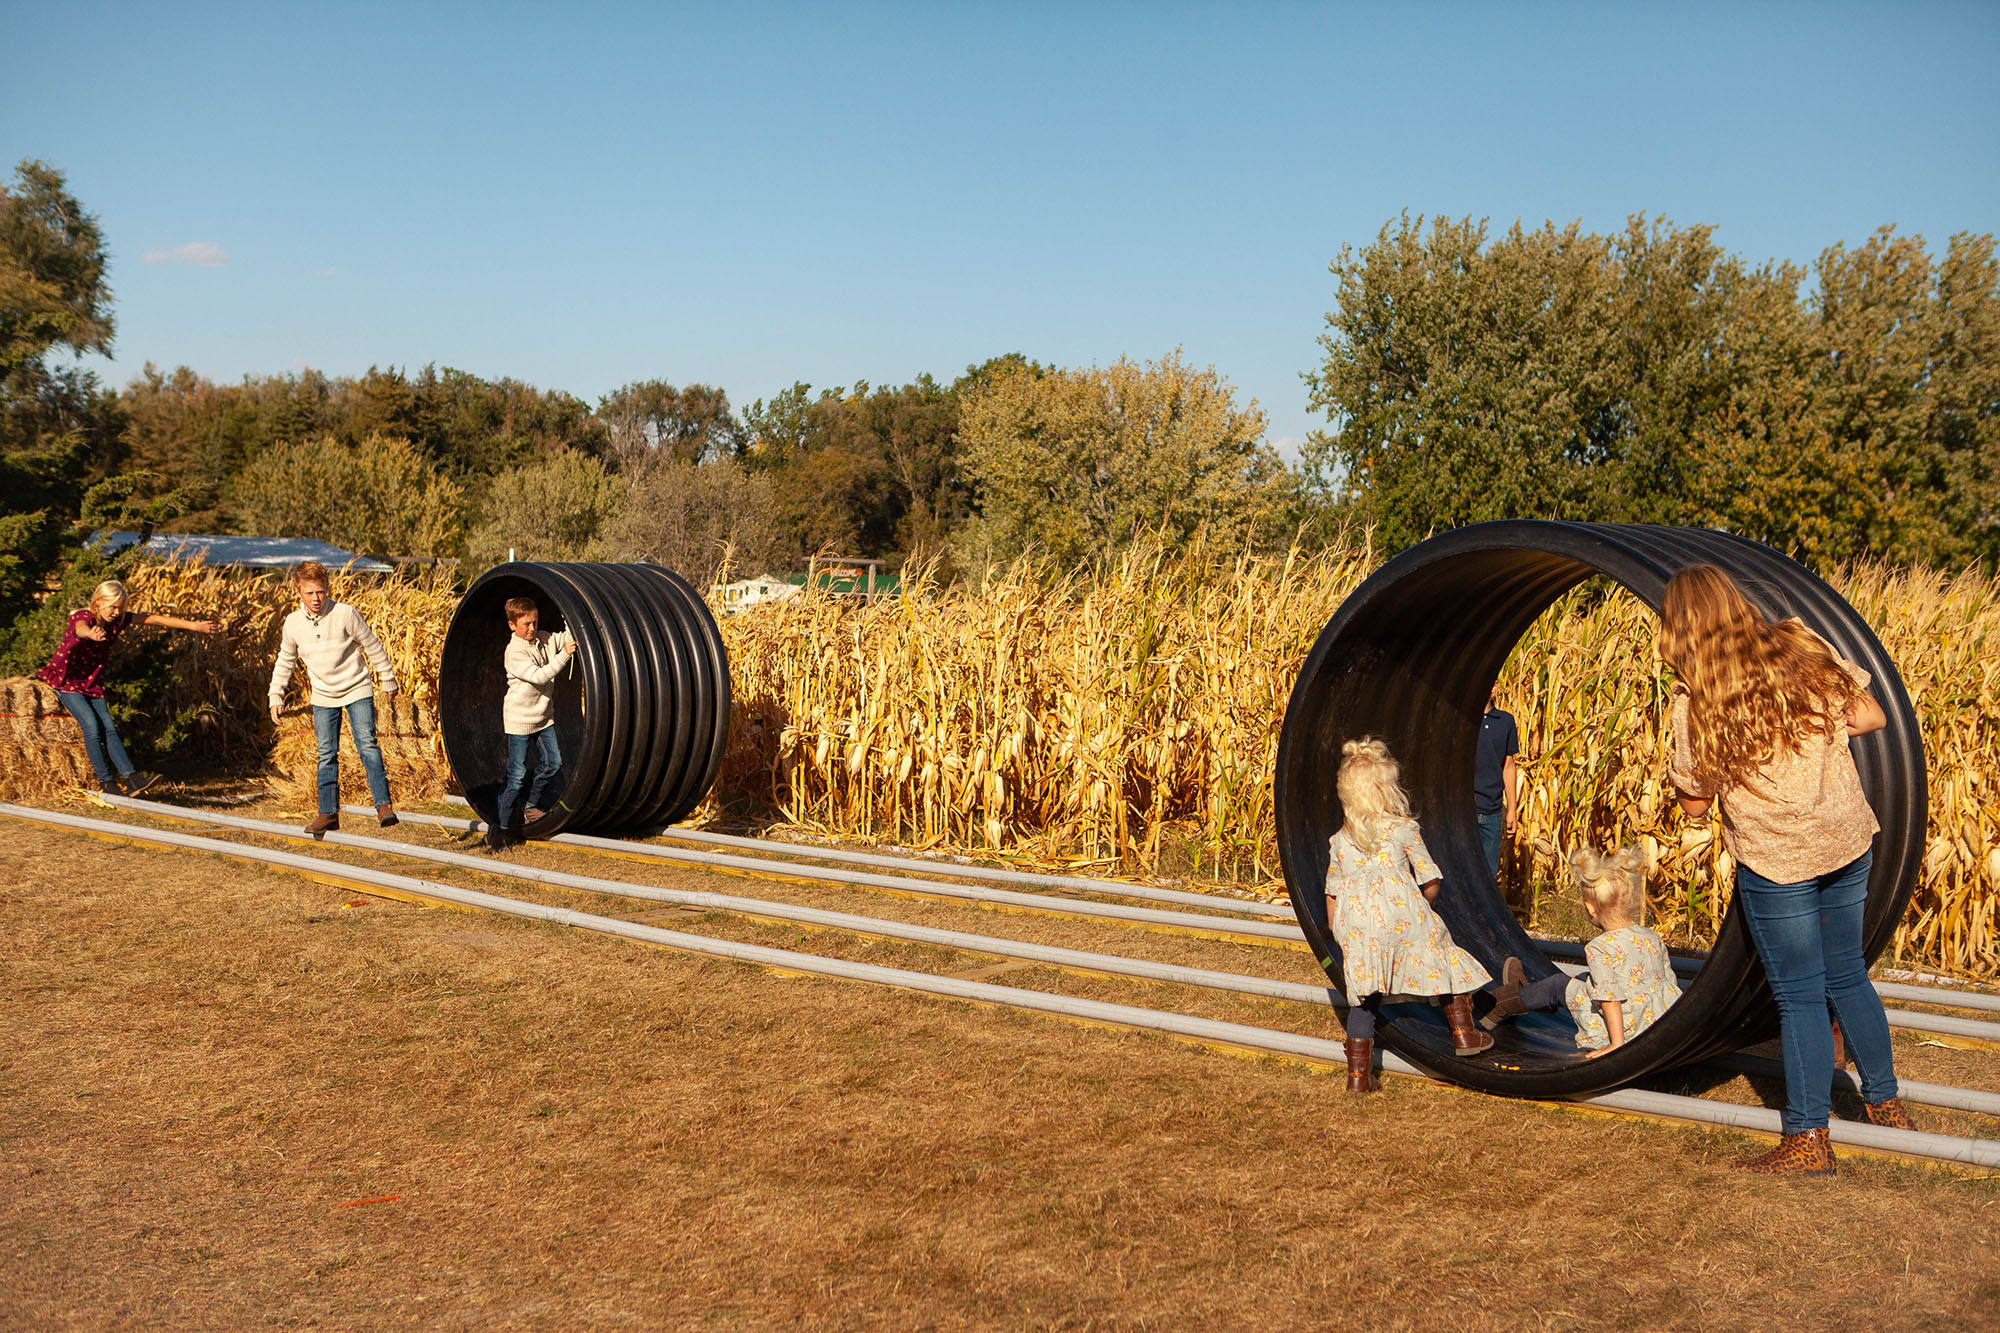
[525,807,547,823]
[305,812,339,839]
[124,771,163,797]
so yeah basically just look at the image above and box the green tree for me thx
[231,432,463,558]
[0,159,148,629]
[1305,213,2000,567]
[599,380,743,472]
[465,449,620,567]
[602,458,791,584]
[958,350,1286,567]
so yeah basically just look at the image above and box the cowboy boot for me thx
[1734,1128,1836,1175]
[1344,1038,1379,1093]
[1861,1097,1915,1131]
[1442,994,1494,1056]
[304,812,339,838]
[376,803,399,828]
[1480,956,1527,1030]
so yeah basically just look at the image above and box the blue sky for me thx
[7,1,1997,454]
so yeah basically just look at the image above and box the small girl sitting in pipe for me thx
[1325,737,1494,1092]
[1483,844,1679,1057]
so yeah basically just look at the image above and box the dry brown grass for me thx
[4,816,1998,1331]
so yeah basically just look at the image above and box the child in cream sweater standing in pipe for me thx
[492,595,577,850]
[267,561,400,837]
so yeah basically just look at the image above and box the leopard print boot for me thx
[1861,1097,1915,1130]
[1734,1128,1835,1176]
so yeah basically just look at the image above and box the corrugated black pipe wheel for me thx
[1274,522,1926,1097]
[439,562,731,838]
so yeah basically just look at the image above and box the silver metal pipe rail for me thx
[437,795,2000,1019]
[8,801,1995,1171]
[104,795,1341,1007]
[434,794,1291,918]
[120,796,2000,1120]
[399,805,2000,1039]
[337,806,1305,943]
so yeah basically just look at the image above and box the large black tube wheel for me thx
[1274,522,1925,1097]
[439,561,732,838]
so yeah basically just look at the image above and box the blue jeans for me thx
[58,691,135,788]
[1477,811,1505,878]
[497,725,564,829]
[1736,850,1898,1132]
[314,697,392,815]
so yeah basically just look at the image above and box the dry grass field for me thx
[4,798,1998,1331]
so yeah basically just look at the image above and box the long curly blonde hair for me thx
[1336,736,1411,853]
[1570,844,1644,928]
[1659,565,1859,791]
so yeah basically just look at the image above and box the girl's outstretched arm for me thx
[139,613,219,634]
[1845,689,1886,737]
[1586,999,1625,1058]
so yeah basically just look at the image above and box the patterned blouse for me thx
[1324,817,1492,999]
[1564,925,1680,1050]
[36,609,135,699]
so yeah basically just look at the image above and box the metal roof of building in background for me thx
[92,531,395,574]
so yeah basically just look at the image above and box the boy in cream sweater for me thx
[492,595,577,850]
[268,561,400,837]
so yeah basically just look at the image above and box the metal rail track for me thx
[8,800,1996,1168]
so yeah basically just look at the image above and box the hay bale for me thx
[266,693,457,810]
[0,677,96,802]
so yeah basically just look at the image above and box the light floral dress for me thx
[1325,818,1492,999]
[1564,925,1680,1050]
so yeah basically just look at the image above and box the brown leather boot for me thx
[1861,1097,1915,1130]
[1442,994,1494,1056]
[1344,1038,1379,1093]
[1480,956,1527,1030]
[1734,1128,1836,1175]
[376,804,399,828]
[304,812,339,839]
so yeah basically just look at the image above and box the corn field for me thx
[9,542,1997,979]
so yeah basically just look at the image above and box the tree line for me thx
[6,157,1997,653]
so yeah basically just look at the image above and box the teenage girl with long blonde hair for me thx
[1325,737,1493,1092]
[1660,565,1910,1175]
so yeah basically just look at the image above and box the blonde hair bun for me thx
[1335,735,1409,853]
[1569,843,1646,924]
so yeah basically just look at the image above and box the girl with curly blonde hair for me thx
[1659,564,1910,1174]
[1324,737,1493,1091]
[1485,845,1679,1055]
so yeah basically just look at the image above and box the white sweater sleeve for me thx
[347,607,399,693]
[269,617,299,705]
[507,635,570,686]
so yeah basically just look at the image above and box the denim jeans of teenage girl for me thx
[497,725,564,829]
[314,697,392,816]
[58,691,135,789]
[1735,849,1898,1132]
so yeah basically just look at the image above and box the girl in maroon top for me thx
[36,578,218,795]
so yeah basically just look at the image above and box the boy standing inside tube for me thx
[492,595,577,850]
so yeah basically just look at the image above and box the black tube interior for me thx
[1274,522,1925,1098]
